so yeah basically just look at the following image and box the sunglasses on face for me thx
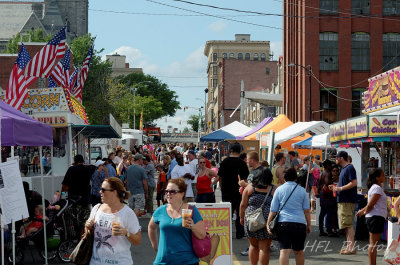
[165,189,179,195]
[332,170,339,172]
[199,161,206,164]
[100,188,114,193]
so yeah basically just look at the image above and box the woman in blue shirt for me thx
[148,178,206,265]
[267,168,311,265]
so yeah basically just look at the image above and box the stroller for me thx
[7,196,81,264]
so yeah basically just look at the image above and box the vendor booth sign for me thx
[368,115,397,136]
[346,116,368,139]
[194,203,232,265]
[33,114,67,127]
[363,66,400,113]
[329,121,346,142]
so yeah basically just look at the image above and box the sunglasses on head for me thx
[100,188,114,193]
[165,189,179,195]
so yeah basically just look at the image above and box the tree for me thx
[3,28,52,54]
[182,127,190,133]
[187,114,204,132]
[70,34,113,125]
[114,73,180,118]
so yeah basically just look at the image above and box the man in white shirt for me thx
[187,150,199,198]
[171,153,195,202]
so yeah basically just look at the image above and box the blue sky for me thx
[89,0,283,131]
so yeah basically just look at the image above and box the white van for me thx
[90,138,114,164]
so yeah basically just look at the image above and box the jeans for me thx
[319,204,332,233]
[195,192,215,203]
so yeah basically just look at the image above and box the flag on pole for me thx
[72,43,94,101]
[48,76,57,88]
[5,44,38,110]
[139,108,143,131]
[50,48,71,89]
[24,26,66,78]
[69,67,79,92]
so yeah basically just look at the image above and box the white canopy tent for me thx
[311,133,330,148]
[274,121,329,145]
[219,121,251,137]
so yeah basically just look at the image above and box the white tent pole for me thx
[305,147,313,192]
[39,146,48,265]
[1,214,4,265]
[10,146,14,158]
[11,220,15,265]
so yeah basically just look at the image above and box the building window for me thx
[266,68,270,75]
[212,65,217,75]
[222,53,227,59]
[254,53,259,60]
[352,89,363,117]
[383,33,400,71]
[238,53,243,60]
[351,33,370,71]
[320,89,337,123]
[245,53,250,60]
[383,0,400,16]
[212,53,217,62]
[352,0,370,15]
[261,53,266,61]
[212,79,217,88]
[319,32,338,71]
[229,53,234,59]
[320,0,338,14]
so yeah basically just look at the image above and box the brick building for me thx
[284,0,400,123]
[212,59,278,129]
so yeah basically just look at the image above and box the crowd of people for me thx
[54,141,393,265]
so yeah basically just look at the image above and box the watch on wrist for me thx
[126,231,130,238]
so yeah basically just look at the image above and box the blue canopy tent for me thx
[200,129,235,142]
[292,136,312,149]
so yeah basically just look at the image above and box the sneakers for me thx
[319,232,328,237]
[240,248,249,256]
[232,213,237,221]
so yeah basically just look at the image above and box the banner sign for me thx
[329,121,346,142]
[363,67,400,113]
[368,115,397,136]
[33,115,68,127]
[194,203,232,265]
[20,87,70,112]
[346,116,368,139]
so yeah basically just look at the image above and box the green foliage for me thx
[187,114,203,132]
[3,28,52,54]
[182,127,190,133]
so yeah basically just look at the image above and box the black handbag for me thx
[269,184,298,233]
[70,204,100,264]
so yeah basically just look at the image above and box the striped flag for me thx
[48,76,57,88]
[50,48,71,89]
[24,27,66,78]
[69,67,79,92]
[5,44,38,110]
[72,43,94,101]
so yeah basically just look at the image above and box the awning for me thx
[236,117,273,140]
[200,130,235,142]
[274,121,329,145]
[72,125,121,139]
[244,91,283,106]
[292,133,332,149]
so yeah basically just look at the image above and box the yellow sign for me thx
[33,115,67,127]
[368,115,397,136]
[22,93,61,109]
[329,121,346,142]
[196,204,232,265]
[346,116,368,139]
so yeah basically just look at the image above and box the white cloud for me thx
[208,20,228,32]
[270,41,282,59]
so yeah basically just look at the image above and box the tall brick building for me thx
[284,0,400,123]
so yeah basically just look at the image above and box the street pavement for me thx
[18,175,387,265]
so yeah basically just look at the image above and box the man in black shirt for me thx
[218,143,249,239]
[62,154,95,234]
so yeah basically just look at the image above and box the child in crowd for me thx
[19,205,48,238]
[156,163,166,207]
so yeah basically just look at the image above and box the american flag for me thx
[48,76,57,88]
[5,44,38,110]
[73,43,94,101]
[69,67,79,93]
[24,27,66,78]
[50,48,71,89]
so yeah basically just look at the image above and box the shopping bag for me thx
[384,234,400,264]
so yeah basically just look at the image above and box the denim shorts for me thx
[277,222,307,251]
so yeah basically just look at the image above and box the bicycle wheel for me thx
[58,240,76,263]
[39,248,58,261]
[7,246,24,265]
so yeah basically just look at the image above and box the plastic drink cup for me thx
[182,209,192,227]
[112,216,121,235]
[333,184,337,197]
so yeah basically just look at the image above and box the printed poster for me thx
[0,160,29,224]
[194,203,232,265]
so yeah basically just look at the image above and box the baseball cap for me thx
[336,151,348,160]
[134,153,144,161]
[315,155,321,160]
[188,150,196,155]
[156,163,163,168]
[95,160,105,167]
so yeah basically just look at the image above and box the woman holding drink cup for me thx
[148,178,206,265]
[85,177,141,265]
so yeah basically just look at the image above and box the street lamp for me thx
[288,63,312,121]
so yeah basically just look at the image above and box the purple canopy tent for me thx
[236,117,273,140]
[0,100,53,146]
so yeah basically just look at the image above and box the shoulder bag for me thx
[245,185,273,232]
[269,184,298,233]
[70,204,101,265]
[189,205,212,258]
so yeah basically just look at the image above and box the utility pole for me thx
[240,80,245,123]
